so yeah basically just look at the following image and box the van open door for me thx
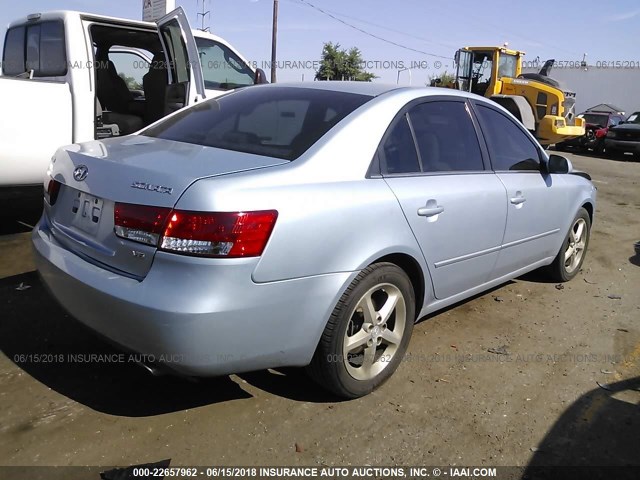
[156,7,205,112]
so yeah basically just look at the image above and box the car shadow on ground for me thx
[0,271,253,417]
[237,369,343,403]
[0,198,42,236]
[630,242,640,267]
[518,268,561,284]
[522,376,640,479]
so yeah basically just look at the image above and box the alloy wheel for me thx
[342,283,406,381]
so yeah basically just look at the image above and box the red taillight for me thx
[114,203,172,246]
[114,203,278,258]
[45,179,61,205]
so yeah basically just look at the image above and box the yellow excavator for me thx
[433,46,585,146]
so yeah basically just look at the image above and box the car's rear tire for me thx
[594,140,605,155]
[547,208,591,282]
[307,263,415,398]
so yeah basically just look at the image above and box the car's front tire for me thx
[308,263,415,398]
[547,208,591,282]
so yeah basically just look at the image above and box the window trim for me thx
[369,95,492,179]
[469,99,545,174]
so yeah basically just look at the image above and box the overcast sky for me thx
[2,0,640,84]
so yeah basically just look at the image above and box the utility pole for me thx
[197,0,211,32]
[271,0,278,83]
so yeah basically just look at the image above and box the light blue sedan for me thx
[33,82,596,398]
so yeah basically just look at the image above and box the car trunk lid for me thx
[46,136,287,278]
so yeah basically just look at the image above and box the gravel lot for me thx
[0,151,638,474]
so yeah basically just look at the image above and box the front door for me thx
[473,102,567,278]
[156,7,206,110]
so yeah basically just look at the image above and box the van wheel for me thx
[547,208,591,282]
[307,263,415,398]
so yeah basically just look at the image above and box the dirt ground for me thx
[0,151,638,474]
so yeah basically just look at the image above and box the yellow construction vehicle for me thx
[433,46,585,145]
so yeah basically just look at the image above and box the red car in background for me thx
[556,110,625,154]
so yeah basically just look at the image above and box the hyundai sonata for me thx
[33,83,596,398]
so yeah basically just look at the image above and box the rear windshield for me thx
[2,21,67,77]
[582,113,608,128]
[143,87,372,160]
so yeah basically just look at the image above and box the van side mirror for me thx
[546,154,573,174]
[254,68,269,85]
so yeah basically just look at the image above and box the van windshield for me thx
[143,86,372,160]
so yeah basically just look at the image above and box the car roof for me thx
[8,11,156,29]
[272,81,405,97]
[260,81,488,102]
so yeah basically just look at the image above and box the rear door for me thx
[156,7,205,110]
[473,102,569,278]
[382,98,507,300]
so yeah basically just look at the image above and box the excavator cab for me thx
[450,46,584,145]
[454,47,521,97]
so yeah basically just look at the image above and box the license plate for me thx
[70,191,104,235]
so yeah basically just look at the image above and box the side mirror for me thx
[254,68,269,85]
[546,154,573,174]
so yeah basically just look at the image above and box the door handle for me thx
[510,193,526,205]
[417,205,445,217]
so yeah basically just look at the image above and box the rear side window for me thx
[2,26,26,75]
[144,87,371,160]
[409,101,484,172]
[2,21,67,77]
[380,115,421,174]
[475,105,541,171]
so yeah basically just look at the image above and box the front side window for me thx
[159,19,189,84]
[498,54,518,78]
[195,37,254,90]
[144,87,371,160]
[475,104,541,171]
[3,21,67,77]
[473,52,493,83]
[409,101,484,172]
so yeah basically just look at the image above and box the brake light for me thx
[45,179,61,206]
[114,203,172,246]
[114,203,278,257]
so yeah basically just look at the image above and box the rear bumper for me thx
[32,215,356,376]
[605,139,640,153]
